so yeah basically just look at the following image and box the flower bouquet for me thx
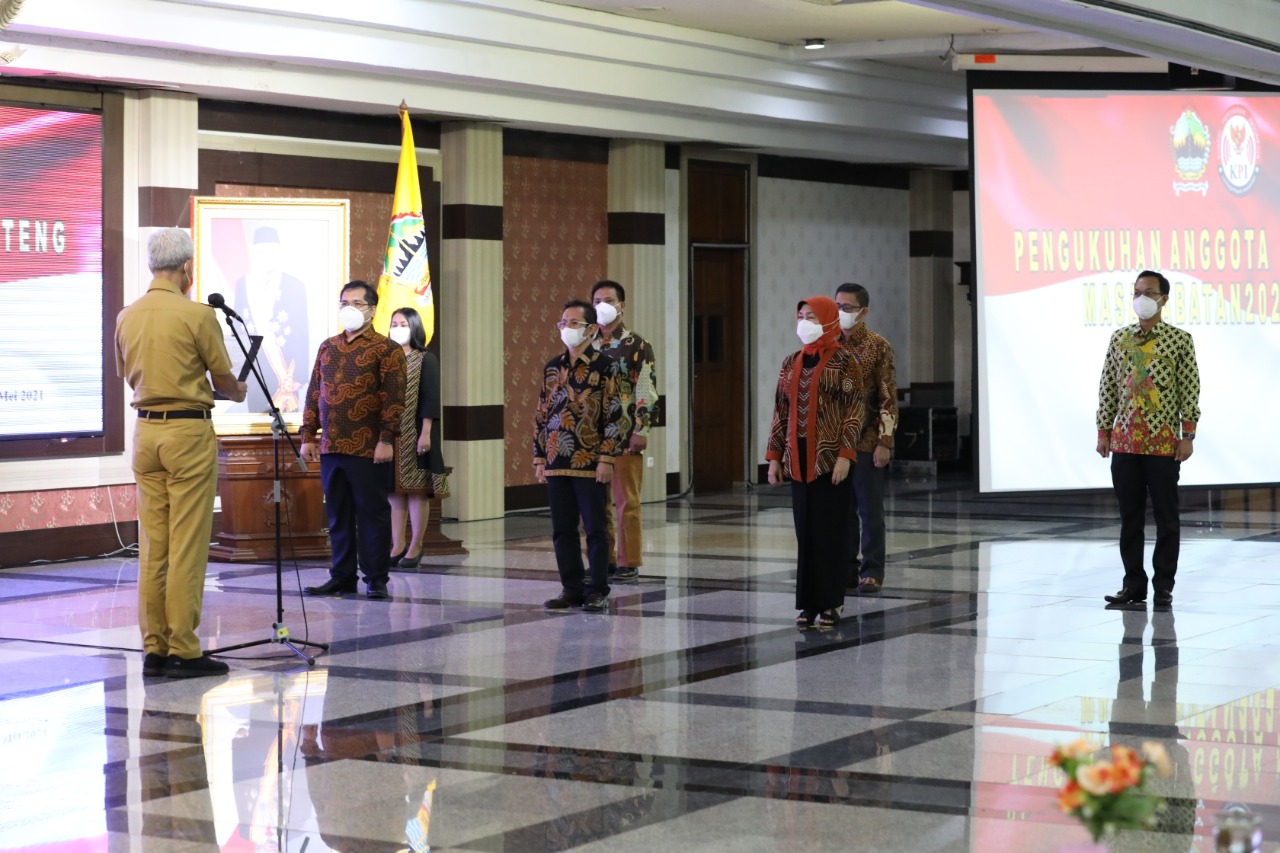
[1050,739,1172,842]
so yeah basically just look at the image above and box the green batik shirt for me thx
[1096,320,1200,457]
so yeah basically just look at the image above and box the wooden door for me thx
[691,246,747,493]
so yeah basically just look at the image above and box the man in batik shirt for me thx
[1097,270,1200,609]
[591,279,657,583]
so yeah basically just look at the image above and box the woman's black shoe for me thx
[398,552,423,569]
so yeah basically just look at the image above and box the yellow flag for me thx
[372,106,434,344]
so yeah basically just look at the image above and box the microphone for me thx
[207,292,244,322]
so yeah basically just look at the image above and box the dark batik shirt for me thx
[300,326,406,457]
[533,347,624,477]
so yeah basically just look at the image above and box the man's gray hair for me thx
[147,228,194,273]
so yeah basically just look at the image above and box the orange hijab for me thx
[788,296,842,481]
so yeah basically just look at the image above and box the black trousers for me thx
[547,475,611,599]
[791,472,852,612]
[1110,451,1180,595]
[321,453,394,585]
[847,450,888,583]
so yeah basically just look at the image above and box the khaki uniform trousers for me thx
[132,418,218,659]
[606,453,645,568]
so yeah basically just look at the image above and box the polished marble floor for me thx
[2,476,1280,851]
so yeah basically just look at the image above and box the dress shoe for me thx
[164,654,230,679]
[304,577,358,596]
[544,590,583,610]
[389,550,407,566]
[1103,588,1147,605]
[858,578,883,594]
[1154,591,1173,607]
[397,552,423,569]
[614,566,639,581]
[367,580,390,600]
[581,592,609,613]
[143,652,168,676]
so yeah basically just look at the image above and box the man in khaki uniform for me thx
[116,228,247,678]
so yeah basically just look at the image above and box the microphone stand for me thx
[207,312,327,665]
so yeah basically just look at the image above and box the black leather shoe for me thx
[1154,591,1173,607]
[1104,588,1147,605]
[143,652,168,676]
[544,591,583,610]
[304,577,358,596]
[367,580,390,600]
[581,592,609,613]
[397,553,423,569]
[164,654,230,679]
[389,550,407,566]
[614,566,639,581]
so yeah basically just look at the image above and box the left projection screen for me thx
[0,105,103,441]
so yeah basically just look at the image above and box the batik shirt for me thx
[300,326,406,457]
[840,324,899,452]
[533,347,624,477]
[1096,321,1200,457]
[597,324,657,454]
[765,348,865,483]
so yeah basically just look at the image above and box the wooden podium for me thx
[209,434,467,563]
[210,434,330,563]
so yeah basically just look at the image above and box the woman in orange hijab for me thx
[765,296,866,628]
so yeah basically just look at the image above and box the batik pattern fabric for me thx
[765,348,865,483]
[840,324,899,451]
[533,348,624,477]
[300,327,406,457]
[599,325,657,453]
[1096,321,1200,457]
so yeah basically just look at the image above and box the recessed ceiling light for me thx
[629,5,668,10]
[803,38,826,50]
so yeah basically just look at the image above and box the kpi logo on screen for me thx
[1218,105,1260,196]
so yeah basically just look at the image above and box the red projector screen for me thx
[972,89,1280,492]
[0,104,104,441]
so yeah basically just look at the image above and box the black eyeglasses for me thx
[339,300,369,309]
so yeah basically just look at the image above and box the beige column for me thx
[606,139,667,503]
[908,169,955,389]
[439,122,505,521]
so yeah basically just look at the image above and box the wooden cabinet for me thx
[210,434,329,563]
[209,435,467,563]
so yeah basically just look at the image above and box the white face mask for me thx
[339,305,367,333]
[388,326,411,345]
[1133,294,1162,321]
[796,319,825,346]
[838,309,862,331]
[593,301,618,327]
[560,325,589,349]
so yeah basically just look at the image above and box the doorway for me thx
[691,245,748,493]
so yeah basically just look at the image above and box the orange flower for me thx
[1057,780,1085,812]
[1142,742,1172,778]
[1049,739,1096,767]
[1076,762,1115,796]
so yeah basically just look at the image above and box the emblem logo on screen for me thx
[1170,109,1211,196]
[1217,106,1260,196]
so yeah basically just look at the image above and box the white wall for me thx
[753,177,910,467]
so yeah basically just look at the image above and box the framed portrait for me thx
[192,197,350,434]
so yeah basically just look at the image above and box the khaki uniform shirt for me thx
[115,278,232,410]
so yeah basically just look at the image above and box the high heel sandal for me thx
[817,607,843,629]
[795,610,817,627]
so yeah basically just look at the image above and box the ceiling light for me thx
[803,38,826,50]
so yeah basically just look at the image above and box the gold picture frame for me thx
[191,197,350,434]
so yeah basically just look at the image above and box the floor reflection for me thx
[0,480,1278,851]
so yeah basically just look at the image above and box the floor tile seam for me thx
[383,737,977,804]
[637,690,936,720]
[419,602,983,735]
[753,719,976,777]
[309,604,977,733]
